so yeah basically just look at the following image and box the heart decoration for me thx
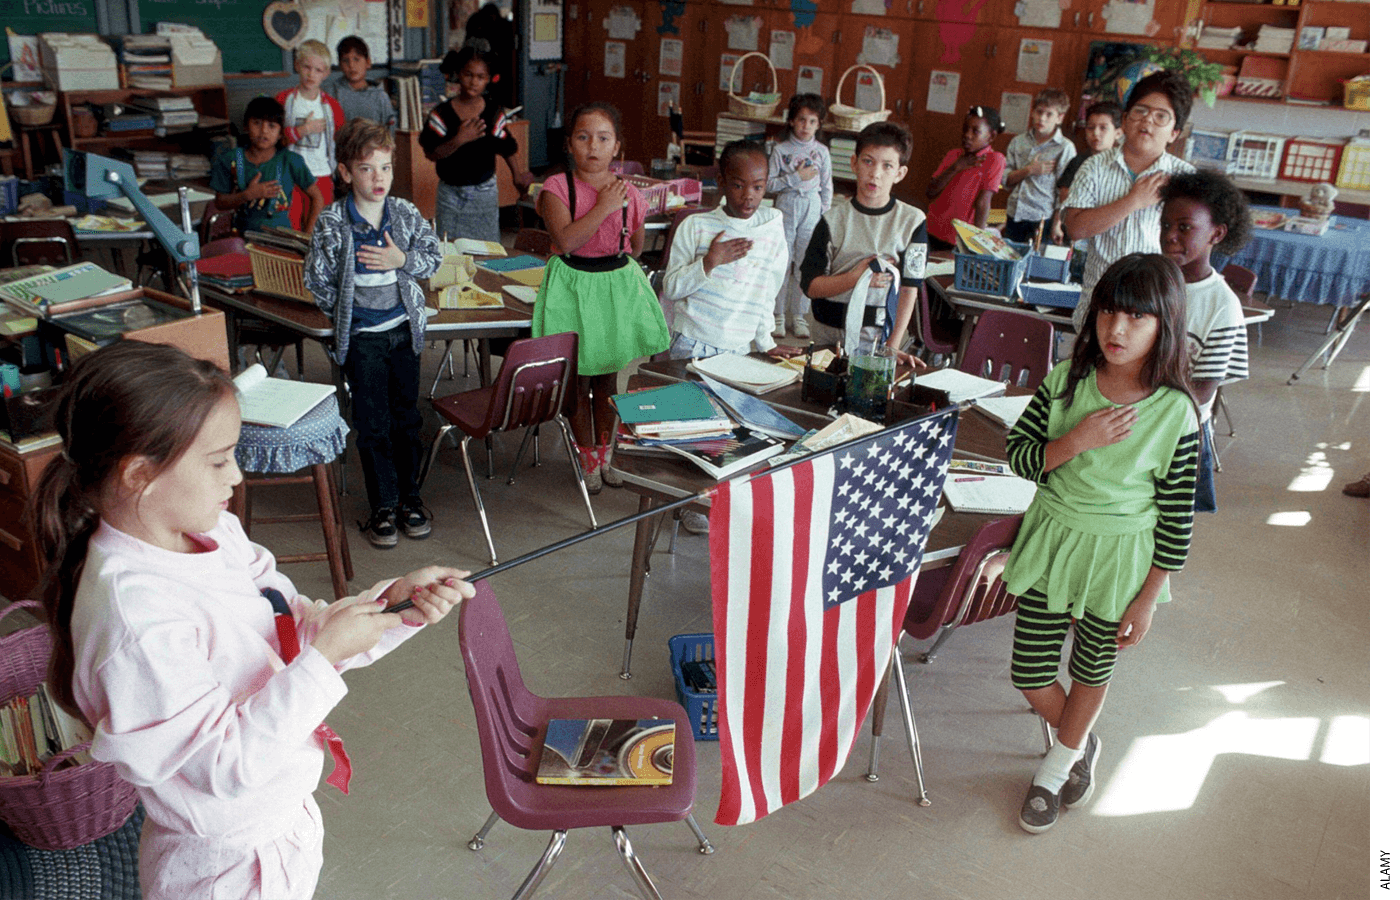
[264,1,308,51]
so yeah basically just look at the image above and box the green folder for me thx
[612,381,720,425]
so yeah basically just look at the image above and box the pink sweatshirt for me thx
[70,512,416,899]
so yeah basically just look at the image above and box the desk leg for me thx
[476,337,491,386]
[621,494,658,680]
[1287,296,1369,385]
[866,662,892,782]
[223,313,240,372]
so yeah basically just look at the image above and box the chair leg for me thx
[667,512,680,555]
[866,661,892,783]
[612,827,663,900]
[918,623,956,665]
[467,810,499,851]
[683,814,715,855]
[311,463,349,600]
[1039,714,1054,755]
[1215,390,1235,438]
[555,416,598,530]
[511,829,569,900]
[486,434,496,480]
[458,436,499,566]
[891,651,931,807]
[1206,421,1222,474]
[429,342,453,399]
[507,424,539,485]
[419,424,455,491]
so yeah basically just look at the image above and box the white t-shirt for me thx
[1183,268,1249,415]
[286,92,332,177]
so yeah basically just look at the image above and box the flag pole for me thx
[386,407,957,613]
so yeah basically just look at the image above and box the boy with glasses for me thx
[1061,72,1195,331]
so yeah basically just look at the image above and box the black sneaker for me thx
[396,500,433,539]
[361,507,398,549]
[1019,784,1061,834]
[1062,732,1100,809]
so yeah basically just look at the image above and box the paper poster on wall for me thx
[925,70,961,114]
[1101,0,1155,36]
[725,16,761,52]
[796,65,823,96]
[658,81,681,116]
[1001,91,1033,134]
[1015,0,1064,29]
[857,26,900,68]
[1016,39,1053,84]
[7,34,41,83]
[769,30,795,70]
[405,0,427,29]
[388,0,406,58]
[659,37,683,76]
[719,52,741,91]
[853,70,883,112]
[605,41,627,77]
[851,0,886,14]
[604,6,642,40]
[529,0,564,61]
[302,0,389,66]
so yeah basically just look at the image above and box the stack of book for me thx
[0,263,133,317]
[1254,25,1296,54]
[196,251,254,293]
[952,219,1021,260]
[1196,26,1242,51]
[130,149,171,179]
[121,35,172,90]
[1,685,93,777]
[829,136,858,183]
[244,226,312,256]
[170,153,211,179]
[391,75,424,132]
[125,94,198,134]
[614,381,734,451]
[715,114,766,156]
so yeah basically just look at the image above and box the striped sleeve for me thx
[1152,429,1200,571]
[1005,381,1055,484]
[1193,323,1250,383]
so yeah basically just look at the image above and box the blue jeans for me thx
[345,323,423,511]
[1194,422,1217,513]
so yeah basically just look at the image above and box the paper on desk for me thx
[104,189,216,213]
[502,285,537,305]
[926,258,956,277]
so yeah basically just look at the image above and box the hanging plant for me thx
[1140,46,1228,107]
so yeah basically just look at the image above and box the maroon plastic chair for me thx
[643,206,708,331]
[917,280,961,368]
[458,580,714,899]
[958,308,1055,389]
[421,333,596,565]
[866,515,1050,805]
[609,159,646,177]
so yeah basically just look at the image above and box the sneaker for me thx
[396,500,433,539]
[1019,783,1060,834]
[772,315,786,338]
[1061,733,1100,809]
[1343,474,1369,498]
[791,316,810,339]
[583,466,603,495]
[361,507,398,549]
[680,509,710,535]
[601,464,625,488]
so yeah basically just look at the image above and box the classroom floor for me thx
[3,295,1371,899]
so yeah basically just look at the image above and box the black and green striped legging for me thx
[1011,588,1120,690]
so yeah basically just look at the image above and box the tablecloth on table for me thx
[1214,208,1369,307]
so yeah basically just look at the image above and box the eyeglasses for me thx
[1126,105,1174,128]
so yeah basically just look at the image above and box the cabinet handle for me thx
[990,43,997,58]
[0,526,20,553]
[1074,11,1081,27]
[0,468,9,487]
[918,0,924,11]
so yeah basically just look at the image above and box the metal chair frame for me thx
[421,350,596,565]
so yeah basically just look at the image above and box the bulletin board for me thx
[0,6,102,70]
[138,0,284,73]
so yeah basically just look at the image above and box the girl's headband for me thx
[967,105,1004,131]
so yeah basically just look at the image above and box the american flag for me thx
[709,410,958,826]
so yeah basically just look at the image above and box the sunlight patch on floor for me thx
[1266,511,1312,526]
[1320,715,1369,767]
[1351,365,1369,392]
[1287,450,1334,492]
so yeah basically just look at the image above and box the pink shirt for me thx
[926,145,1007,245]
[70,512,414,897]
[539,172,646,257]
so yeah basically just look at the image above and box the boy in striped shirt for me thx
[1062,72,1195,331]
[1158,170,1253,513]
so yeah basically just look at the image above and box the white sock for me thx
[1033,739,1084,793]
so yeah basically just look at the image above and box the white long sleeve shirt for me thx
[71,512,415,844]
[662,206,789,354]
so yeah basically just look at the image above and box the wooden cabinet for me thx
[59,86,230,158]
[0,437,60,604]
[1195,0,1368,108]
[390,121,529,221]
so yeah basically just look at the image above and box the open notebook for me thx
[233,364,335,429]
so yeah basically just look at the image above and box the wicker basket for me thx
[248,243,316,304]
[9,103,57,126]
[726,51,781,119]
[0,601,139,851]
[828,65,891,132]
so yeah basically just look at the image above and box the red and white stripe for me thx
[710,455,915,826]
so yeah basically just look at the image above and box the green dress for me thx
[1002,361,1200,623]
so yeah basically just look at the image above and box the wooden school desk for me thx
[608,359,1020,679]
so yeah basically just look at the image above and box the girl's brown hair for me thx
[1061,253,1195,404]
[26,342,235,718]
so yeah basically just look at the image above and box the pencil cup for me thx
[0,364,19,396]
[848,341,894,422]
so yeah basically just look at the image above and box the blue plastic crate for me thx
[1026,248,1072,283]
[953,241,1032,298]
[669,633,721,741]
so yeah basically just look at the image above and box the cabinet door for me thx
[1072,0,1189,38]
[830,14,915,120]
[987,28,1089,138]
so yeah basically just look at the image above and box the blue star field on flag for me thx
[821,413,958,610]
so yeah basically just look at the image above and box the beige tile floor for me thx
[3,298,1370,899]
